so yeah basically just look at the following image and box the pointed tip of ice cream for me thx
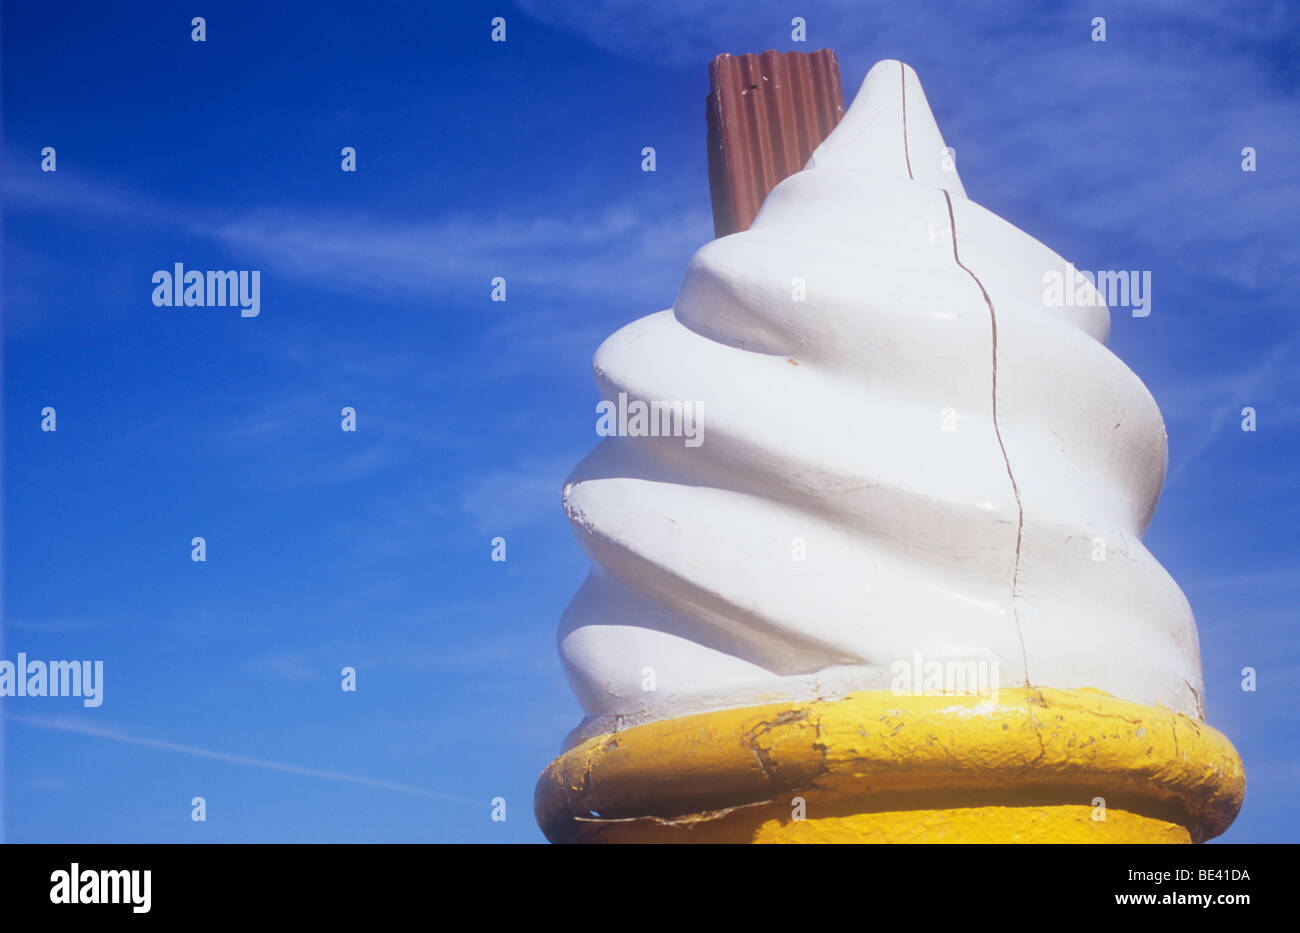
[807,59,966,198]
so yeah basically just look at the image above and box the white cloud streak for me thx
[8,714,473,805]
[3,170,711,310]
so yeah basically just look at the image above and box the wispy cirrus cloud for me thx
[238,651,320,682]
[1166,339,1294,481]
[519,0,1300,291]
[6,618,110,634]
[26,777,77,791]
[4,169,711,311]
[456,455,581,535]
[8,714,472,804]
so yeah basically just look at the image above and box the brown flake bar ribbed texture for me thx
[706,49,846,238]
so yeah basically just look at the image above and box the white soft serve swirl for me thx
[556,60,1203,748]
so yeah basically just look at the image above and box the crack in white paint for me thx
[899,61,1030,685]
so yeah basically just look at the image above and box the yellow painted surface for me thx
[751,805,1189,844]
[535,687,1244,843]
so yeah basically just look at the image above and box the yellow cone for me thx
[535,687,1243,843]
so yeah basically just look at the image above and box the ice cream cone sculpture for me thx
[536,56,1244,843]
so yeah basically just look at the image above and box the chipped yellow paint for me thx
[535,687,1244,843]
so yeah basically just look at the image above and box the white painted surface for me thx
[556,60,1203,748]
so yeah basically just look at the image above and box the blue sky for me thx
[2,0,1296,842]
